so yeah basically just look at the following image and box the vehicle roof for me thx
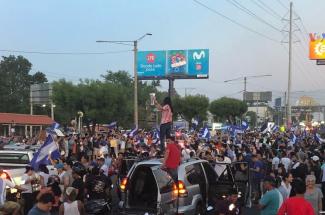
[0,150,34,154]
[134,158,208,167]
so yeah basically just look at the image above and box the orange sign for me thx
[310,39,325,60]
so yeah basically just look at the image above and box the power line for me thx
[0,49,132,55]
[256,0,283,19]
[275,0,288,10]
[192,0,280,43]
[250,0,282,20]
[224,0,282,32]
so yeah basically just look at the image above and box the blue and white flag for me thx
[200,126,210,139]
[290,133,297,144]
[241,120,249,130]
[107,121,117,129]
[315,133,325,143]
[129,127,138,137]
[191,117,199,130]
[30,134,60,170]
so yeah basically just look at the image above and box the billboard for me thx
[275,97,282,107]
[309,33,325,60]
[30,83,52,105]
[244,91,272,102]
[137,49,209,80]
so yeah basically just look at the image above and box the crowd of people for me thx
[0,97,325,215]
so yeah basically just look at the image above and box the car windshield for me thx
[0,153,30,164]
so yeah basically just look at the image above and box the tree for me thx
[173,95,209,124]
[0,55,47,113]
[209,97,247,124]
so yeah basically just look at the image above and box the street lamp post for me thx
[96,33,152,128]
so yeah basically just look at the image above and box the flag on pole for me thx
[129,127,138,137]
[107,121,117,129]
[200,126,211,140]
[30,134,60,170]
[241,120,249,130]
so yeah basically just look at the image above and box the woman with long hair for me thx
[155,96,173,152]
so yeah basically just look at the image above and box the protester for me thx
[278,172,293,200]
[59,187,85,215]
[39,164,50,188]
[0,168,24,215]
[22,165,37,215]
[304,174,323,215]
[28,192,55,215]
[277,179,314,215]
[155,97,173,152]
[162,136,181,181]
[258,176,280,215]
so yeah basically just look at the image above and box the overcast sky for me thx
[1,0,324,104]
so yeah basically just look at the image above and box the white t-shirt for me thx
[21,174,33,194]
[272,157,280,170]
[100,164,108,176]
[0,178,15,206]
[281,157,291,171]
[182,149,191,161]
[214,156,231,177]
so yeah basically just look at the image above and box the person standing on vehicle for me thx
[22,165,38,215]
[162,136,181,181]
[154,97,173,153]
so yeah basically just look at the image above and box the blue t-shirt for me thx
[253,160,264,181]
[259,189,280,215]
[27,206,50,215]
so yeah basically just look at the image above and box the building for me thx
[0,113,54,137]
[248,105,273,125]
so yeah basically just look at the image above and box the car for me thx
[0,149,57,190]
[118,158,235,215]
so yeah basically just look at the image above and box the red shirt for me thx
[165,143,181,169]
[277,197,314,215]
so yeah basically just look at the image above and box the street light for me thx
[96,33,152,128]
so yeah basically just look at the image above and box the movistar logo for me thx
[193,51,205,60]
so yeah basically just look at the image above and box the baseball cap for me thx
[312,155,320,161]
[55,163,64,169]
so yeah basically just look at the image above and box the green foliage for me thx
[0,55,47,113]
[173,95,209,123]
[209,97,247,123]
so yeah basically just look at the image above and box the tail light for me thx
[120,177,128,192]
[0,172,10,180]
[173,180,188,197]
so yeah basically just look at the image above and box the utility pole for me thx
[134,41,138,128]
[96,33,152,129]
[244,76,247,101]
[286,2,293,128]
[224,75,272,101]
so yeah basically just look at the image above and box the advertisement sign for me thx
[188,49,209,78]
[167,50,187,76]
[309,33,325,60]
[30,83,52,105]
[244,91,272,102]
[137,51,166,78]
[310,40,325,60]
[137,49,209,80]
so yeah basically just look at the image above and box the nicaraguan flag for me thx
[201,126,210,139]
[241,120,249,130]
[30,134,60,170]
[107,121,117,129]
[129,127,138,137]
[290,133,297,144]
[191,117,199,129]
[315,133,325,143]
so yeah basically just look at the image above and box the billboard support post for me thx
[134,40,138,128]
[168,78,174,98]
